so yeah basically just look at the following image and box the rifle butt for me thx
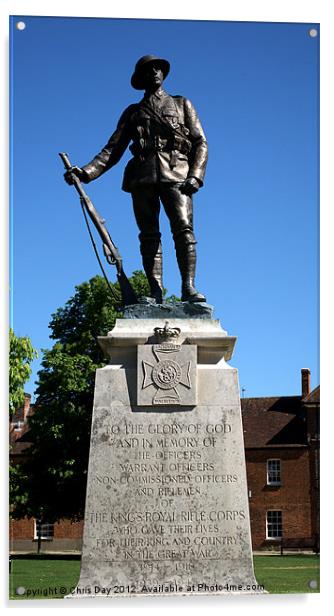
[117,270,138,306]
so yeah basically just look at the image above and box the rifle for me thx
[59,152,138,306]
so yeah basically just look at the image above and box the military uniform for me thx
[81,88,207,190]
[80,56,208,303]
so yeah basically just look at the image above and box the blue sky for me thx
[10,16,319,399]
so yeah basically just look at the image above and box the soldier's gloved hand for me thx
[179,177,200,196]
[64,166,86,185]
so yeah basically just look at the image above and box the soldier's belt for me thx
[130,135,191,157]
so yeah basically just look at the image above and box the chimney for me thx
[301,368,311,398]
[23,393,31,421]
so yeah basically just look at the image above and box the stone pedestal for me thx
[69,315,263,597]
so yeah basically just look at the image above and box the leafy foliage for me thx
[9,329,38,418]
[10,272,151,521]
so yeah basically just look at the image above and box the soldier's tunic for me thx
[81,88,208,299]
[82,88,208,193]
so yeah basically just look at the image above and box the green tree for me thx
[10,272,151,521]
[9,329,38,419]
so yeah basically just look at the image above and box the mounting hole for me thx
[16,21,26,31]
[309,28,318,38]
[16,586,26,595]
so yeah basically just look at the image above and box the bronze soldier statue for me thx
[65,54,208,303]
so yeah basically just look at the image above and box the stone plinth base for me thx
[67,317,264,598]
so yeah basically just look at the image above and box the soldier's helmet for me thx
[131,54,170,90]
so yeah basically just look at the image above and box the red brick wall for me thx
[245,448,312,549]
[10,517,34,539]
[10,518,84,552]
[54,520,83,539]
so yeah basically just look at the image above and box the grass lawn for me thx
[9,554,319,599]
[9,559,80,600]
[254,554,320,594]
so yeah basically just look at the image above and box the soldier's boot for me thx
[142,248,164,304]
[176,244,206,303]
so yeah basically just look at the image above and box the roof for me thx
[303,385,320,404]
[241,395,307,448]
[9,387,319,455]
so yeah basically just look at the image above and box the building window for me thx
[34,520,54,540]
[266,510,283,539]
[267,459,281,485]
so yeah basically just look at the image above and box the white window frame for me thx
[266,510,283,540]
[34,520,54,541]
[267,458,281,485]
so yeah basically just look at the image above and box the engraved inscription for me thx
[89,414,242,571]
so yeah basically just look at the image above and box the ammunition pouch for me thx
[129,130,192,159]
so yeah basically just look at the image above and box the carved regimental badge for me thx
[137,324,197,406]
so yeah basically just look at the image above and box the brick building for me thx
[241,368,319,551]
[10,369,319,553]
[9,395,84,552]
